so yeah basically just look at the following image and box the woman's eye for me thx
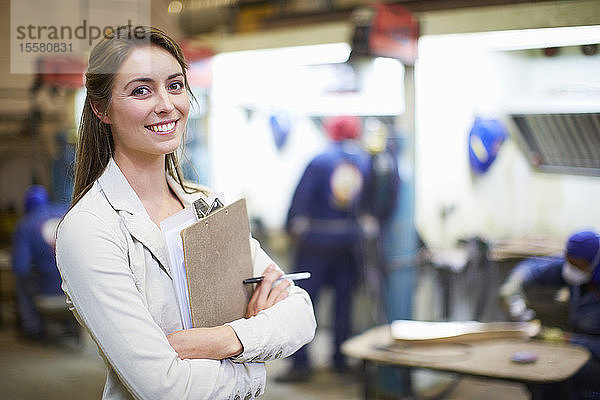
[131,86,150,96]
[169,81,184,92]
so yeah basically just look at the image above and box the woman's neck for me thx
[114,151,183,225]
[115,152,167,196]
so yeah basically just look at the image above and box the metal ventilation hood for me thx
[510,112,600,176]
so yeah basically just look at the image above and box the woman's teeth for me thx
[147,121,176,133]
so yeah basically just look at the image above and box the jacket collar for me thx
[97,158,146,215]
[97,158,193,278]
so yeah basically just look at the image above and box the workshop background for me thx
[0,0,599,399]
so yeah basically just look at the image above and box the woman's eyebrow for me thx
[124,73,184,89]
[123,77,153,90]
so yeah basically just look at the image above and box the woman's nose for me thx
[155,89,175,114]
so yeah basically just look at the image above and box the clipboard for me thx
[180,198,254,328]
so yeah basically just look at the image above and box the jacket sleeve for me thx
[226,237,316,363]
[57,210,265,400]
[509,256,566,288]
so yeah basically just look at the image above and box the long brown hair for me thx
[72,25,197,207]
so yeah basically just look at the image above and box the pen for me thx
[243,271,311,285]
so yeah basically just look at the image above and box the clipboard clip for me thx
[193,197,224,219]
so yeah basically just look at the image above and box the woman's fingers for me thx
[267,279,290,307]
[246,264,275,317]
[245,264,292,317]
[255,264,281,305]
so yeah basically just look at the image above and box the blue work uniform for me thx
[363,145,400,227]
[511,257,600,399]
[286,140,370,371]
[12,203,67,337]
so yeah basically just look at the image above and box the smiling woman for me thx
[70,26,195,211]
[97,45,191,225]
[107,46,189,153]
[55,26,316,400]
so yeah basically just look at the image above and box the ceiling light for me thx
[217,43,352,66]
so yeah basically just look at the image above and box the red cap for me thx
[323,116,362,141]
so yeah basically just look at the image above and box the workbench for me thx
[342,324,590,399]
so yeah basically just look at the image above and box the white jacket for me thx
[56,159,316,399]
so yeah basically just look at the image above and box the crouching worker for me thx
[499,230,600,400]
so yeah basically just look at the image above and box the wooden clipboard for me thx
[180,198,253,328]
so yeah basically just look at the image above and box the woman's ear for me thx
[90,101,112,124]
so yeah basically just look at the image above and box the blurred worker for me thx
[11,185,68,341]
[278,115,370,382]
[357,118,400,323]
[499,230,600,400]
[362,120,401,266]
[362,117,400,231]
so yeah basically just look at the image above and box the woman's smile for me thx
[145,119,178,135]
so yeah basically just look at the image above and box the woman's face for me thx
[106,45,190,162]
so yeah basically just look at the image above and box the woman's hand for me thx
[167,325,243,360]
[245,264,290,318]
[168,265,290,359]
